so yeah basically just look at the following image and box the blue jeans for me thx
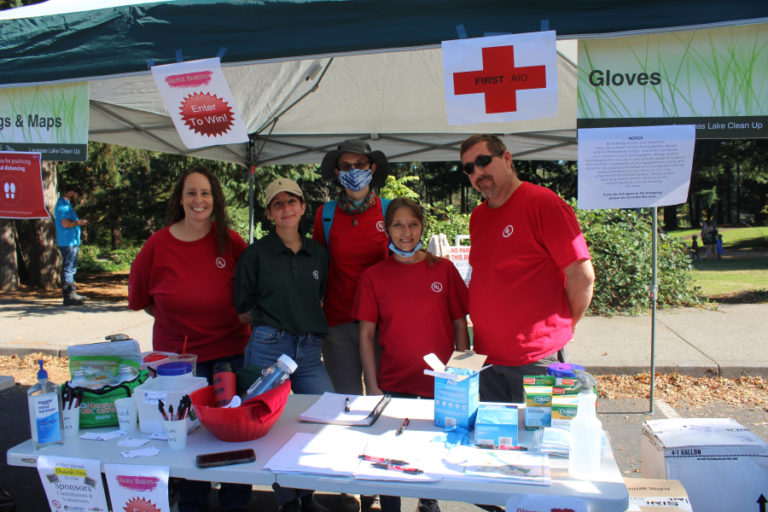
[60,245,79,285]
[244,325,334,395]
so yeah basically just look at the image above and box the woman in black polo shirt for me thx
[234,178,333,512]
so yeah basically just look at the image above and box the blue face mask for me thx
[337,168,373,191]
[388,239,423,258]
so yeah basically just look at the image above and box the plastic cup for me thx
[163,419,188,449]
[62,407,80,439]
[114,397,138,434]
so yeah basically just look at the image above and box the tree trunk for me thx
[663,205,678,231]
[16,161,60,289]
[0,219,19,291]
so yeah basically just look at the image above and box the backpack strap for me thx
[380,197,391,219]
[321,201,337,245]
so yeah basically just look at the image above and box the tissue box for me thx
[428,351,487,429]
[641,418,768,512]
[474,403,519,449]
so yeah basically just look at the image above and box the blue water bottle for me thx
[244,354,297,401]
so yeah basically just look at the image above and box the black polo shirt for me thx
[234,231,329,336]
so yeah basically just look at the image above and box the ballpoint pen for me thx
[371,462,423,474]
[396,418,410,436]
[359,454,410,466]
[158,400,169,421]
[344,397,350,413]
[169,404,174,421]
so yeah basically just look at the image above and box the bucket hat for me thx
[319,139,389,187]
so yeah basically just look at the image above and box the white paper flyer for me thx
[37,456,109,512]
[104,464,171,512]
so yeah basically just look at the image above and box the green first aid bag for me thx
[61,369,149,429]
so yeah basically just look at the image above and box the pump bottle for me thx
[568,369,602,479]
[27,360,64,450]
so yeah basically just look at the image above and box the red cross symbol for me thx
[453,45,547,114]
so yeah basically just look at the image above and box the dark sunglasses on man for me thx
[461,151,504,175]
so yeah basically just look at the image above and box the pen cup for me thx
[114,397,138,434]
[163,419,188,449]
[62,407,80,439]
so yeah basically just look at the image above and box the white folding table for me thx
[7,395,629,511]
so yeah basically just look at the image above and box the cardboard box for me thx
[624,478,693,511]
[550,394,578,431]
[426,350,487,429]
[474,402,519,449]
[641,418,768,512]
[523,375,554,430]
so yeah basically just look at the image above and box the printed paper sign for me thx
[0,82,89,161]
[37,456,110,512]
[152,58,248,149]
[577,23,768,138]
[104,464,171,512]
[577,125,695,209]
[442,31,558,125]
[0,151,49,219]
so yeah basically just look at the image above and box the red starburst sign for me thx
[178,92,236,138]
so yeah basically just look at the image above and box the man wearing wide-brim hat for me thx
[312,139,391,396]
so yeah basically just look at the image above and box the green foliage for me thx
[380,175,419,200]
[78,245,141,273]
[423,203,470,246]
[576,205,702,315]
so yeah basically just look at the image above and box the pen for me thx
[169,404,174,421]
[396,418,410,436]
[358,454,410,466]
[371,462,423,474]
[344,397,350,413]
[158,400,169,421]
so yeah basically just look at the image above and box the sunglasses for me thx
[461,151,504,175]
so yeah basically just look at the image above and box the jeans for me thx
[60,245,79,285]
[244,325,334,395]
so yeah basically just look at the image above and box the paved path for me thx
[2,298,766,377]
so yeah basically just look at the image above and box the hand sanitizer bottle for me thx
[28,360,64,450]
[568,369,602,479]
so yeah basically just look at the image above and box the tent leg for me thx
[649,207,658,414]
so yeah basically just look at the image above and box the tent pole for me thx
[649,207,658,414]
[248,139,256,243]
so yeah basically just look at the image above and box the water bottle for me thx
[28,360,64,450]
[111,364,138,385]
[568,370,602,479]
[244,354,297,401]
[212,362,236,407]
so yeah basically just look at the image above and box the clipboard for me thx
[299,393,392,426]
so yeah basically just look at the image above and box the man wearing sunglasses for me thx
[460,134,595,403]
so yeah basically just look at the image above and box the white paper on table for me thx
[442,445,551,486]
[121,447,160,458]
[354,430,444,482]
[299,393,389,425]
[118,437,151,447]
[80,430,125,441]
[264,429,369,476]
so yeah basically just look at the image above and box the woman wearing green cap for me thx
[234,177,333,512]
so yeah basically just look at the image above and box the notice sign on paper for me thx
[152,58,248,149]
[104,464,170,512]
[577,125,695,209]
[442,31,558,125]
[0,151,49,219]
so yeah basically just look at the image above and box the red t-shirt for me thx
[312,198,389,326]
[128,224,250,362]
[468,182,591,366]
[353,257,468,397]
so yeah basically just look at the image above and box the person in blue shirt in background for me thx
[54,183,88,306]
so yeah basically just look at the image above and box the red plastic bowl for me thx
[189,380,290,442]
